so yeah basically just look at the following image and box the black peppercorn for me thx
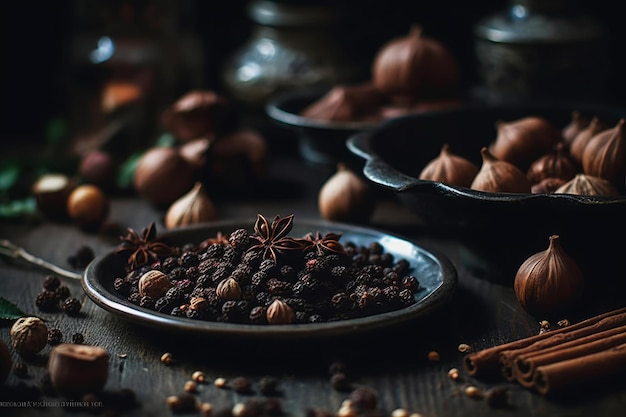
[67,245,95,269]
[72,332,85,344]
[258,376,279,395]
[231,376,252,394]
[35,290,60,312]
[330,372,351,392]
[43,275,61,291]
[55,285,71,301]
[48,328,63,346]
[61,297,82,316]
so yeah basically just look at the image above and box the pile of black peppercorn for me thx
[35,275,82,316]
[113,222,421,325]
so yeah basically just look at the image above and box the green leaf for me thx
[0,296,28,321]
[0,197,37,218]
[0,159,21,193]
[156,132,176,147]
[116,151,143,189]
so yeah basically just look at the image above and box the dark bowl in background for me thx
[347,103,626,283]
[266,87,379,165]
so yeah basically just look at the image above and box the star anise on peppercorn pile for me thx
[301,231,346,256]
[116,222,177,269]
[247,214,307,262]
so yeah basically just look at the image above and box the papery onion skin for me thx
[372,25,460,102]
[514,235,584,318]
[419,144,479,188]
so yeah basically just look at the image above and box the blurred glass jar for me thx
[474,0,608,103]
[221,0,362,112]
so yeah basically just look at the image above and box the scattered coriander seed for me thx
[192,370,206,383]
[214,377,227,388]
[465,385,482,399]
[232,402,247,417]
[199,402,213,416]
[485,386,508,409]
[557,319,571,327]
[391,408,410,417]
[71,332,85,344]
[160,352,174,365]
[447,368,460,381]
[427,351,440,361]
[457,343,471,353]
[166,394,197,413]
[184,380,197,393]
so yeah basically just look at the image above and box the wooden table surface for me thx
[1,148,625,417]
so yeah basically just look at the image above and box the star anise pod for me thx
[247,214,307,262]
[115,222,177,269]
[301,231,346,256]
[198,231,229,250]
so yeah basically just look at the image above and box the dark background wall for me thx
[1,0,624,144]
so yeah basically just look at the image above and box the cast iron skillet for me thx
[346,103,626,280]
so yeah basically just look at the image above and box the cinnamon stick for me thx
[499,314,626,381]
[532,342,626,395]
[463,307,626,377]
[514,325,626,387]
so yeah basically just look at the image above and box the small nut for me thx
[216,277,241,300]
[391,409,410,417]
[10,317,48,358]
[266,299,295,325]
[48,343,109,397]
[457,343,471,353]
[447,368,460,381]
[189,297,208,312]
[214,377,227,388]
[138,270,173,300]
[427,351,440,361]
[465,385,482,399]
[199,402,213,416]
[67,184,110,231]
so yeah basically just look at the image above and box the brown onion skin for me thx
[514,235,584,318]
[569,116,607,163]
[562,110,589,146]
[372,25,460,102]
[530,177,567,194]
[554,173,620,196]
[133,147,195,208]
[581,118,626,184]
[471,147,531,194]
[419,144,479,188]
[489,116,561,171]
[526,142,578,185]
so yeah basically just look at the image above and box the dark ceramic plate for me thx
[346,103,626,278]
[266,87,378,165]
[82,219,457,340]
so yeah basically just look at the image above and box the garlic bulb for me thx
[489,116,560,170]
[554,173,620,197]
[318,163,374,222]
[514,235,584,317]
[581,118,626,183]
[470,147,531,193]
[372,25,459,102]
[419,144,479,188]
[165,182,218,229]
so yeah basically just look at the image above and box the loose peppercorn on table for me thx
[1,152,626,417]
